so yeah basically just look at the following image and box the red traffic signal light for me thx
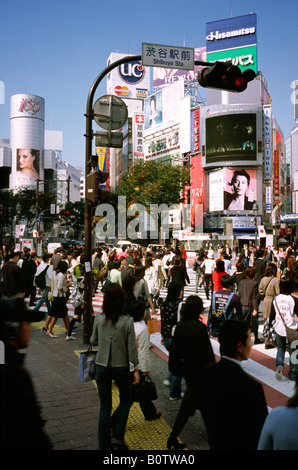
[198,62,256,92]
[85,170,110,206]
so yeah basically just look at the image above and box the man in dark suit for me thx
[253,249,267,285]
[199,319,268,450]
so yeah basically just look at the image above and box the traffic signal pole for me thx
[82,55,254,344]
[83,54,141,344]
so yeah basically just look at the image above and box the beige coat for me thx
[259,276,280,319]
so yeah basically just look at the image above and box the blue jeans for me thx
[95,364,131,450]
[276,333,298,380]
[163,337,182,398]
[32,287,51,313]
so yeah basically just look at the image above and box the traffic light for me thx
[85,169,110,206]
[198,62,256,92]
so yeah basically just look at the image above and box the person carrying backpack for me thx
[32,254,53,315]
[208,274,243,337]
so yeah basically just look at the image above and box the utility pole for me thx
[83,55,141,345]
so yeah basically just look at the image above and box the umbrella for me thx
[277,238,288,245]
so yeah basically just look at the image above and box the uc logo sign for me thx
[118,60,145,85]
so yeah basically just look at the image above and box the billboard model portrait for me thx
[144,92,163,129]
[224,168,256,211]
[16,148,39,186]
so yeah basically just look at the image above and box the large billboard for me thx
[209,167,257,212]
[16,148,40,186]
[153,47,206,88]
[106,52,151,100]
[205,112,257,163]
[144,80,184,130]
[206,13,257,73]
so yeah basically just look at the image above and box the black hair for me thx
[216,259,225,273]
[102,283,127,325]
[279,276,293,295]
[181,295,204,321]
[219,319,250,357]
[231,169,250,186]
[220,274,233,289]
[165,280,183,303]
[130,299,147,322]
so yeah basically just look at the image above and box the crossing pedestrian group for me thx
[1,240,298,450]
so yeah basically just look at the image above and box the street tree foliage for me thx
[0,188,56,227]
[118,160,191,208]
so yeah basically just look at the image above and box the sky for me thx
[0,0,297,172]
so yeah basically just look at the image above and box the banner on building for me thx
[263,105,272,180]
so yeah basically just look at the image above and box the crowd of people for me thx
[1,240,298,450]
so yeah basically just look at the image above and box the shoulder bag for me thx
[78,345,97,382]
[274,300,298,343]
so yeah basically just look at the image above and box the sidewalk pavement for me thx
[25,317,210,451]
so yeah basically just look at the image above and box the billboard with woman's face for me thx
[16,148,40,187]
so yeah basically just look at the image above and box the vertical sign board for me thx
[274,150,280,210]
[133,112,144,160]
[263,105,272,180]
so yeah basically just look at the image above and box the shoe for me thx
[254,338,263,344]
[163,379,171,387]
[65,331,76,335]
[47,332,58,338]
[276,366,283,381]
[167,435,186,450]
[169,393,184,401]
[265,344,276,349]
[66,335,77,341]
[145,411,162,421]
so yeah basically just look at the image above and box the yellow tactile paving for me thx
[32,325,186,451]
[74,349,187,451]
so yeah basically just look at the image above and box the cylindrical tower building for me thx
[9,93,45,190]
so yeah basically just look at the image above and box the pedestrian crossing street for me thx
[28,266,297,411]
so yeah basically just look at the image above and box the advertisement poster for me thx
[223,168,257,210]
[16,148,40,187]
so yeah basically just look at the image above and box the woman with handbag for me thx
[258,263,280,349]
[269,277,298,381]
[130,299,162,421]
[90,283,139,450]
[45,260,72,338]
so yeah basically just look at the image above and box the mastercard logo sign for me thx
[114,86,129,96]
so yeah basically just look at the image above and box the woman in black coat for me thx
[169,256,189,296]
[167,295,215,449]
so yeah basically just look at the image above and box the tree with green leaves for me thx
[118,160,190,207]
